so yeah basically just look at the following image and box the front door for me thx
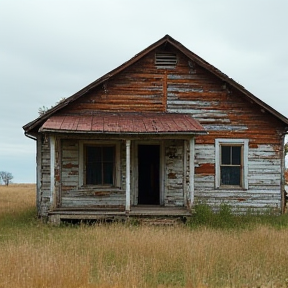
[138,145,160,205]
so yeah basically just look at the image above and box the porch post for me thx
[36,135,42,215]
[189,137,195,207]
[50,135,56,208]
[126,140,131,211]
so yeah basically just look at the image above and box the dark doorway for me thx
[138,145,160,205]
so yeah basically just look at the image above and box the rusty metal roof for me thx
[39,112,206,134]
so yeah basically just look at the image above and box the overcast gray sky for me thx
[0,0,287,183]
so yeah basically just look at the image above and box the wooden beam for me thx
[189,137,195,207]
[163,70,167,112]
[281,134,286,213]
[50,135,56,208]
[160,140,165,205]
[126,140,131,211]
[183,140,187,206]
[36,135,42,216]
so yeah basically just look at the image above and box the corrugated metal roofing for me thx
[40,112,206,134]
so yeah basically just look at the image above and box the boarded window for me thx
[155,53,177,68]
[85,145,115,185]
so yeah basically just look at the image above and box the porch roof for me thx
[39,112,206,135]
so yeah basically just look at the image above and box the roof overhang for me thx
[39,112,207,135]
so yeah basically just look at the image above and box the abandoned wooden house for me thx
[23,35,288,222]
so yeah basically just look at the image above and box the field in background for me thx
[0,184,35,217]
[1,184,288,287]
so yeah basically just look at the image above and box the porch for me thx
[48,205,192,225]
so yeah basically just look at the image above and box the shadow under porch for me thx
[48,205,192,225]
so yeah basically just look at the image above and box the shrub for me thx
[190,202,215,226]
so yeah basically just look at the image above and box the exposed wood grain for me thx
[36,44,286,218]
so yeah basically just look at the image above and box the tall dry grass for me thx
[1,184,288,287]
[0,184,35,216]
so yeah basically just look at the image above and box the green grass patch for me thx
[0,206,38,228]
[188,203,288,229]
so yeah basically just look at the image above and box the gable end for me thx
[22,34,288,135]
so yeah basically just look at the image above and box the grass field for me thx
[1,184,288,287]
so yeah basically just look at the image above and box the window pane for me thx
[232,146,241,165]
[103,163,113,184]
[85,145,115,185]
[221,146,231,164]
[86,146,101,162]
[103,147,114,162]
[221,166,241,186]
[86,163,102,185]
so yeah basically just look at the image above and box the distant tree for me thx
[285,142,288,156]
[0,171,13,186]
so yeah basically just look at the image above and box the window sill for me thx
[80,186,122,192]
[216,186,248,191]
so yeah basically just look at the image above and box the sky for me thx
[0,0,287,183]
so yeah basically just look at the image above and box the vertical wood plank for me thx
[126,140,131,211]
[50,135,56,208]
[163,70,167,112]
[160,140,165,205]
[36,135,42,216]
[183,140,187,206]
[189,137,195,207]
[243,139,249,190]
[281,135,286,213]
[56,138,62,207]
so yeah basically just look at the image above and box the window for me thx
[79,142,120,187]
[220,145,241,185]
[85,145,115,185]
[215,139,248,189]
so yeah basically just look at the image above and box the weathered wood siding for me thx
[60,139,126,209]
[164,140,185,206]
[58,50,168,114]
[38,138,51,215]
[164,51,284,212]
[38,43,285,215]
[61,139,79,206]
[191,144,282,212]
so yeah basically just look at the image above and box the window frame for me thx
[85,145,115,186]
[79,141,121,188]
[215,139,248,190]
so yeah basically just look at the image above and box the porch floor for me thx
[48,205,192,224]
[130,205,192,216]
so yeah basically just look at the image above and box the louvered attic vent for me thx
[155,53,177,68]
